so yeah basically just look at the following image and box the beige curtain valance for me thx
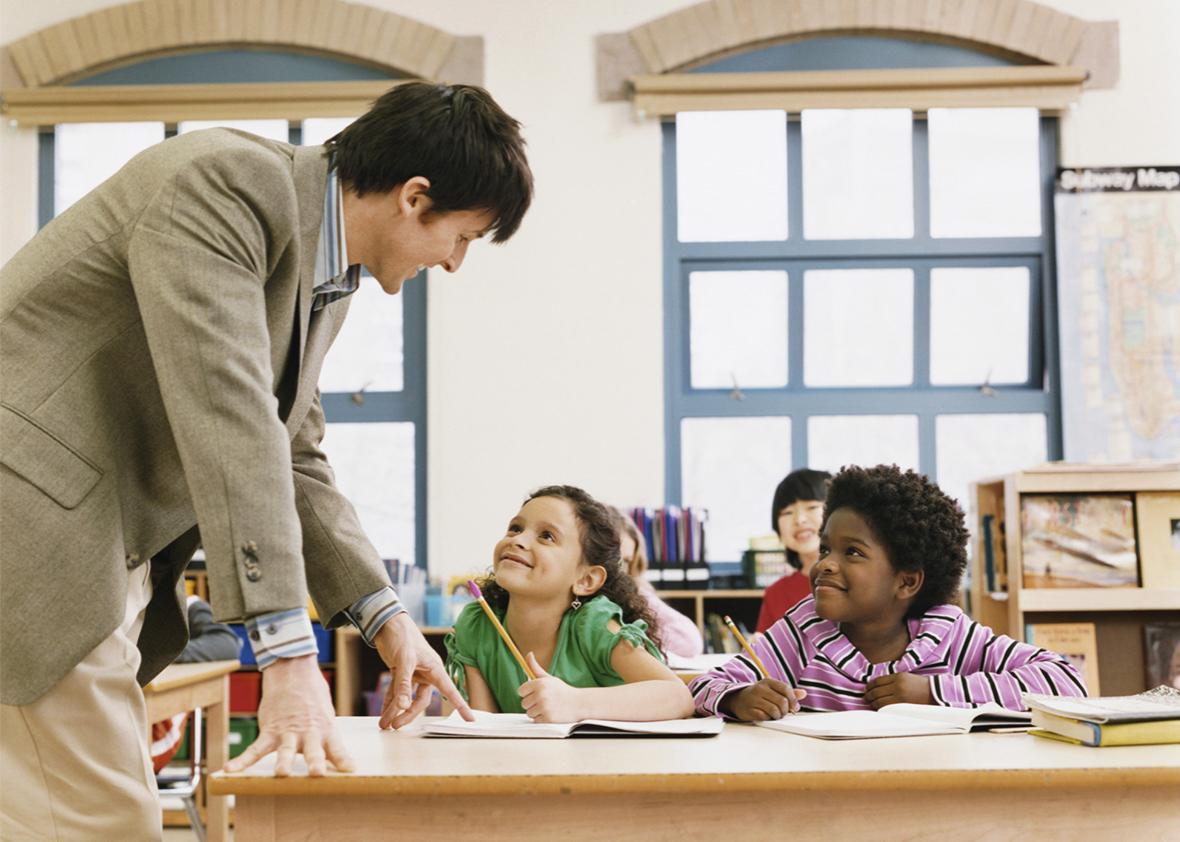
[630,65,1088,118]
[1,79,403,126]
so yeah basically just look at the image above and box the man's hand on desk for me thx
[374,612,474,729]
[224,654,352,777]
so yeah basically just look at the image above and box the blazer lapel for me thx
[285,145,331,437]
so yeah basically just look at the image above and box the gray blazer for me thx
[0,129,390,705]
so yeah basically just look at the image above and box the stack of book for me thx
[1024,686,1180,747]
[626,506,708,589]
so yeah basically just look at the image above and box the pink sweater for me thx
[639,580,704,658]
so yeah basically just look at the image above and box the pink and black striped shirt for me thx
[690,596,1087,715]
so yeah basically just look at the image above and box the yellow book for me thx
[1031,709,1180,747]
[1030,728,1082,745]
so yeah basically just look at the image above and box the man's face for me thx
[344,177,495,294]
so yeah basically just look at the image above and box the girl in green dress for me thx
[445,485,695,722]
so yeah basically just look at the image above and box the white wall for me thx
[1,0,1177,584]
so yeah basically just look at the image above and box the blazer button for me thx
[246,567,262,582]
[249,629,261,642]
[266,624,278,635]
[125,552,141,569]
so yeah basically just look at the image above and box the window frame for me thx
[662,71,1063,561]
[36,50,429,569]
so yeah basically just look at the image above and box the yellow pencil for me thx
[467,580,537,680]
[723,615,769,680]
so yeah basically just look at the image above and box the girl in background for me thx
[755,468,831,633]
[612,507,705,658]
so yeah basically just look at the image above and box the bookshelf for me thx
[969,464,1180,696]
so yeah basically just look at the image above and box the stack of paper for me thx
[1024,686,1180,747]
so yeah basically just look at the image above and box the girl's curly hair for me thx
[478,485,663,650]
[823,464,969,618]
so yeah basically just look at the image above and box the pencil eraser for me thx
[723,615,733,625]
[467,580,483,600]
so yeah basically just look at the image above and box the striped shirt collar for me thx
[788,597,959,681]
[312,165,361,311]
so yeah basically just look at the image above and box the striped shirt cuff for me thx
[245,608,318,670]
[344,587,406,646]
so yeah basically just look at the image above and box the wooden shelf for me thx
[1012,467,1180,494]
[655,589,762,598]
[1020,588,1180,612]
[969,464,1180,696]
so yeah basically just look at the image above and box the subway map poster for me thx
[1055,166,1180,462]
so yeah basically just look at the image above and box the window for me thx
[38,51,427,568]
[664,39,1061,564]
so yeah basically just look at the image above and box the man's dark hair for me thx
[822,464,969,618]
[326,82,533,243]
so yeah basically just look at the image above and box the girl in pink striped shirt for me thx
[691,465,1087,720]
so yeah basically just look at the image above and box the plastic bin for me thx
[230,624,257,666]
[312,622,333,662]
[229,671,261,713]
[227,717,258,760]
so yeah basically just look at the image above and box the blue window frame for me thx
[36,50,429,568]
[663,37,1063,563]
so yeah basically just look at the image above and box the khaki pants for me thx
[1,564,160,841]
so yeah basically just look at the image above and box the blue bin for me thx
[230,624,257,665]
[312,623,333,663]
[425,593,446,627]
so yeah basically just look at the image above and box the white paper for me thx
[421,710,724,739]
[756,703,1029,740]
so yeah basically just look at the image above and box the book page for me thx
[573,717,724,736]
[880,702,1030,729]
[756,710,961,739]
[666,652,733,672]
[421,710,724,738]
[422,711,575,738]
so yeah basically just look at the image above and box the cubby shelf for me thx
[969,463,1180,696]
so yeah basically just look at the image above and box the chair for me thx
[155,708,206,842]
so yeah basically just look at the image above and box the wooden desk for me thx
[145,660,239,842]
[212,715,1180,841]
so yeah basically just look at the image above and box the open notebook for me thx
[755,703,1031,740]
[665,652,734,673]
[421,710,724,739]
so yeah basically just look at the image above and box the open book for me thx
[1022,686,1180,724]
[755,702,1031,740]
[421,710,724,739]
[665,652,733,673]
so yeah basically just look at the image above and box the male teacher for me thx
[0,81,532,839]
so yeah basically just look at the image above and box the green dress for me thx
[444,595,663,714]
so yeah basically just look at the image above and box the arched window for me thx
[27,44,434,569]
[662,37,1062,564]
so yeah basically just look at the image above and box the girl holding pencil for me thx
[445,485,694,722]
